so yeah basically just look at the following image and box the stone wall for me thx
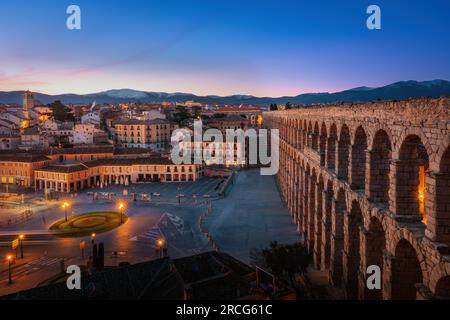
[264,97,450,300]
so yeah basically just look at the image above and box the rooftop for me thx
[35,155,177,173]
[1,252,255,300]
[1,257,182,300]
[46,146,115,155]
[0,154,50,163]
[82,156,174,167]
[22,127,40,135]
[37,164,88,173]
[0,146,155,163]
[114,118,175,126]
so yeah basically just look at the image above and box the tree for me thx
[285,102,292,110]
[173,105,191,124]
[192,106,202,118]
[252,241,311,283]
[270,104,278,111]
[48,100,74,122]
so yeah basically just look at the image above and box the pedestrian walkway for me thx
[129,211,209,258]
[129,212,183,248]
[130,228,164,246]
[0,256,73,286]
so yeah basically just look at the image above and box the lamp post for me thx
[91,233,96,245]
[18,234,25,259]
[80,241,86,260]
[61,201,71,222]
[117,201,126,224]
[156,239,165,258]
[6,255,13,285]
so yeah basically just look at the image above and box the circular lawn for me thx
[49,211,128,238]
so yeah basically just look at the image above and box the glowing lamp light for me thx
[19,234,25,240]
[61,201,71,210]
[117,201,126,211]
[156,239,165,247]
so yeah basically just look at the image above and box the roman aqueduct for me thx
[264,97,450,299]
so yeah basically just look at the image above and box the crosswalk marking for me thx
[0,256,70,283]
[129,212,185,249]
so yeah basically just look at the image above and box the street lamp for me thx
[91,233,96,245]
[6,254,13,285]
[18,234,25,259]
[156,239,165,258]
[117,200,126,224]
[80,241,86,260]
[61,201,71,222]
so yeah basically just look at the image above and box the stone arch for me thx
[314,175,325,269]
[435,276,450,298]
[331,188,347,286]
[351,126,368,191]
[338,124,351,181]
[344,200,364,299]
[319,123,327,167]
[433,139,450,172]
[298,166,305,232]
[394,135,429,221]
[432,146,450,245]
[308,169,318,254]
[296,119,302,148]
[394,128,432,161]
[327,124,338,172]
[368,130,392,206]
[303,165,311,239]
[303,120,308,149]
[307,121,313,148]
[321,179,333,270]
[312,122,320,151]
[364,216,386,300]
[392,239,423,300]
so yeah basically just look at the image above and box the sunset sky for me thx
[1,0,450,96]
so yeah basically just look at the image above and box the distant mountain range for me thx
[1,80,450,106]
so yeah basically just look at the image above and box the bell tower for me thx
[23,90,34,120]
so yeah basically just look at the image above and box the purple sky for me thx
[1,0,450,96]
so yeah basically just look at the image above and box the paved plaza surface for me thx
[0,170,299,296]
[204,169,300,263]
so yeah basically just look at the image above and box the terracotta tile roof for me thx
[36,164,88,173]
[0,154,50,163]
[114,119,175,126]
[46,147,115,155]
[82,156,174,167]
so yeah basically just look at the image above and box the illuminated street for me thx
[0,171,299,295]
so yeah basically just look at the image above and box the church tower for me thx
[23,90,34,120]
